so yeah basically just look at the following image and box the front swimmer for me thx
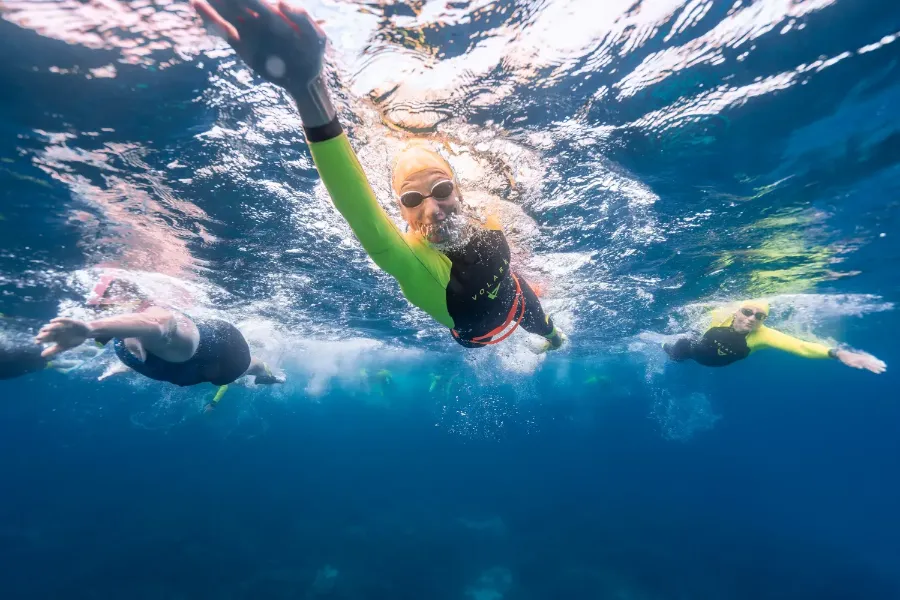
[664,299,886,374]
[35,277,284,410]
[191,0,565,352]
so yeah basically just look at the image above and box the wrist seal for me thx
[289,73,337,130]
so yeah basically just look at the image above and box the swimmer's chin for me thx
[426,231,449,244]
[417,224,450,244]
[417,218,471,249]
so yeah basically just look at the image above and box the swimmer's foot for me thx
[247,359,285,384]
[48,359,83,374]
[255,372,286,385]
[534,328,566,354]
[98,361,130,380]
[662,342,682,361]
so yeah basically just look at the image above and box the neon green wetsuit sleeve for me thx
[747,325,832,359]
[307,134,454,328]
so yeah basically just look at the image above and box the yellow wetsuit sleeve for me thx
[212,385,228,404]
[306,133,455,328]
[748,325,832,359]
[708,308,733,329]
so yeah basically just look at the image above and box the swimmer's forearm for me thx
[86,314,166,340]
[288,75,338,131]
[792,340,832,359]
[289,76,411,271]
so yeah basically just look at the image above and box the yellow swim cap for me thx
[391,140,455,195]
[739,299,770,315]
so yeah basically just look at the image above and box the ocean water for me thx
[1,0,900,598]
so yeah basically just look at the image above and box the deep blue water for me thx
[2,0,900,598]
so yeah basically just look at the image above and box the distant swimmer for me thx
[191,0,565,352]
[34,276,285,409]
[0,341,83,381]
[2,318,86,381]
[358,368,394,397]
[663,299,886,374]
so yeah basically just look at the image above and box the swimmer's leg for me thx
[98,361,130,381]
[47,358,83,374]
[245,356,285,384]
[518,275,565,352]
[663,337,696,362]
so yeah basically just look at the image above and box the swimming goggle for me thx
[740,307,768,321]
[399,180,455,208]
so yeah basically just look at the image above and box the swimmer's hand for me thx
[835,349,887,374]
[35,318,91,358]
[191,0,335,126]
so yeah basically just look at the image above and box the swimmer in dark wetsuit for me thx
[191,0,565,352]
[0,343,85,380]
[1,321,86,381]
[34,277,285,409]
[663,299,886,374]
[0,343,48,380]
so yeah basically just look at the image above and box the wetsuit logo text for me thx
[472,259,510,301]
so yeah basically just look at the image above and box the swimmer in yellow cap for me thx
[663,299,886,374]
[192,0,564,351]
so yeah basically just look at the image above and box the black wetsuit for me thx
[0,344,47,380]
[664,327,751,367]
[444,228,554,348]
[114,318,251,386]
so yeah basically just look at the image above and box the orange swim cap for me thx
[391,140,455,195]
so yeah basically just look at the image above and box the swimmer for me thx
[0,341,83,381]
[428,373,443,394]
[192,0,565,352]
[358,367,394,397]
[663,299,886,374]
[34,277,285,408]
[1,318,87,381]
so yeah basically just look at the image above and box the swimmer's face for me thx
[397,168,462,245]
[733,305,767,334]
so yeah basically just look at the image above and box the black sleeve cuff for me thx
[303,118,343,143]
[828,348,839,358]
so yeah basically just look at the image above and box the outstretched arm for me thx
[192,0,413,273]
[753,326,886,374]
[35,308,172,358]
[753,326,832,359]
